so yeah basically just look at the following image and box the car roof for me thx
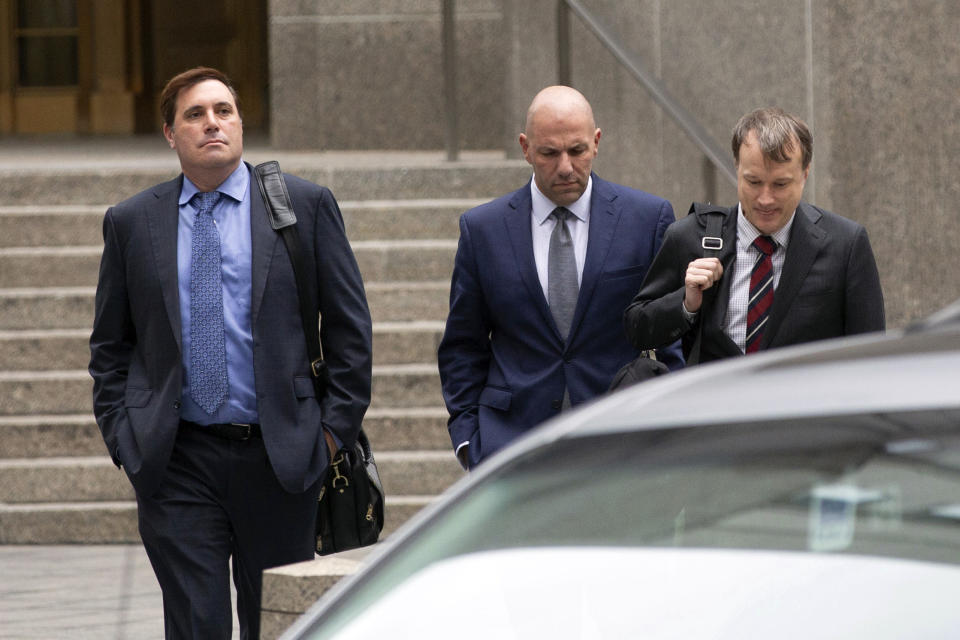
[500,313,960,464]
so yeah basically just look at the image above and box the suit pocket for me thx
[294,376,323,431]
[794,284,838,310]
[124,387,152,408]
[600,263,649,282]
[478,386,512,412]
[115,422,142,474]
[294,376,316,399]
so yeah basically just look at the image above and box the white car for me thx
[285,301,960,639]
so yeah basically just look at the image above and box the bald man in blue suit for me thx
[438,86,681,470]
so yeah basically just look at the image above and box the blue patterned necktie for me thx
[190,190,228,414]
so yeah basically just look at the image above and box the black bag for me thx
[608,349,669,391]
[315,429,385,555]
[610,203,727,392]
[254,161,385,555]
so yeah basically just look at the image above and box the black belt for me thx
[180,420,262,441]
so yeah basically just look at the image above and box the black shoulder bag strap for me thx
[686,204,726,366]
[254,162,384,556]
[253,161,330,396]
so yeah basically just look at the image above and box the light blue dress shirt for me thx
[177,162,258,424]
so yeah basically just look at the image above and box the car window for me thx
[304,408,960,638]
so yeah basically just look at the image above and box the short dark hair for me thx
[159,66,241,129]
[732,107,812,169]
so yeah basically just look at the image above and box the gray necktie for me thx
[548,206,579,340]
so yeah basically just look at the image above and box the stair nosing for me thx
[0,501,136,511]
[0,323,443,339]
[0,282,446,295]
[0,328,91,339]
[0,413,95,425]
[0,496,436,510]
[0,246,101,256]
[0,365,440,379]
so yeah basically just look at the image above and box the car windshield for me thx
[305,408,960,638]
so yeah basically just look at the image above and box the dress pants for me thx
[136,424,320,639]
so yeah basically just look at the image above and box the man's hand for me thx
[684,258,723,312]
[456,446,470,471]
[324,429,339,463]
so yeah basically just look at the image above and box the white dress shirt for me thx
[722,204,795,352]
[530,176,592,297]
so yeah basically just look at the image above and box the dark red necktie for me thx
[746,235,776,353]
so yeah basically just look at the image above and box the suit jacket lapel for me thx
[762,202,825,348]
[146,176,185,352]
[569,175,616,342]
[248,163,278,327]
[504,183,557,335]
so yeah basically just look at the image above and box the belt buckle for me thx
[231,423,252,440]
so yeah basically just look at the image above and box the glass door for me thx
[16,0,80,87]
[1,0,91,133]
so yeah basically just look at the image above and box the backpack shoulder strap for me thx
[685,202,730,365]
[688,201,729,258]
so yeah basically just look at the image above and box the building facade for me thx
[2,0,958,326]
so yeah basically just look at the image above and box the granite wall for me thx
[268,0,960,327]
[269,0,504,150]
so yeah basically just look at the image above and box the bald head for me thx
[524,85,596,136]
[519,86,601,206]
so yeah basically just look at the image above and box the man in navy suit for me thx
[88,67,372,638]
[438,86,680,470]
[624,107,884,362]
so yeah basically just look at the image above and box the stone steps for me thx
[0,496,434,544]
[0,240,457,286]
[0,281,451,328]
[0,409,451,458]
[0,364,443,415]
[0,156,526,205]
[0,199,475,247]
[0,452,462,503]
[0,149,518,547]
[0,321,444,370]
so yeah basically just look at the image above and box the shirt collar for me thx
[736,202,795,250]
[179,162,249,206]
[530,175,593,226]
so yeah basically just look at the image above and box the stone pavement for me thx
[0,544,238,639]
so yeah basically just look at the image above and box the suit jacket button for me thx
[551,400,561,410]
[173,400,181,410]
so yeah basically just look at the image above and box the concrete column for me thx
[269,0,506,150]
[89,0,135,134]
